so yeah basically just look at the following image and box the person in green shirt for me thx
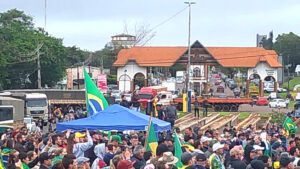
[210,142,225,169]
[19,152,30,169]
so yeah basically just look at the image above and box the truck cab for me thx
[138,86,167,108]
[25,93,48,121]
[157,91,173,106]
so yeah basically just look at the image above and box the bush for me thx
[107,74,117,84]
[283,77,300,90]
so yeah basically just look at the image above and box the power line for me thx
[149,6,188,32]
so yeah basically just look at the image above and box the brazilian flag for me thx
[145,120,158,156]
[283,117,298,135]
[84,68,109,116]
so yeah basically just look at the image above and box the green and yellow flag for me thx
[283,117,298,135]
[174,132,183,168]
[84,68,109,115]
[145,120,158,155]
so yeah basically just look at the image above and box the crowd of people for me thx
[1,114,299,169]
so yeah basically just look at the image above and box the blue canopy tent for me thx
[56,104,171,132]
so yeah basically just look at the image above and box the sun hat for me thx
[158,152,178,165]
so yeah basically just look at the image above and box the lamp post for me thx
[184,1,195,113]
[124,70,127,92]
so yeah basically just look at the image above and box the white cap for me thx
[201,136,212,143]
[213,142,224,152]
[253,145,264,151]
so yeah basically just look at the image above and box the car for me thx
[217,93,227,98]
[215,80,222,86]
[294,110,300,118]
[268,92,281,100]
[124,93,132,102]
[228,81,237,90]
[264,83,274,93]
[24,117,36,132]
[268,99,286,108]
[111,90,122,97]
[294,101,300,110]
[216,86,224,93]
[256,97,268,106]
[277,87,287,93]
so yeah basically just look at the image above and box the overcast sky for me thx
[1,0,300,51]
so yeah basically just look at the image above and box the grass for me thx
[238,112,250,120]
[259,113,272,118]
[177,111,188,119]
[283,76,300,91]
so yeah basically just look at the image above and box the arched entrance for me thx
[133,73,146,90]
[264,76,277,93]
[247,74,262,98]
[119,74,131,92]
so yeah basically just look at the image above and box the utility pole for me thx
[184,1,195,113]
[36,44,43,89]
[44,0,47,30]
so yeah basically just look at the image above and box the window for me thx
[0,107,13,121]
[26,99,47,107]
[193,67,201,77]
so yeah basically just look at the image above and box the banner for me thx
[97,74,108,93]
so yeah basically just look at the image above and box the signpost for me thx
[97,74,108,93]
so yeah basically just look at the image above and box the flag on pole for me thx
[283,117,298,135]
[145,120,158,155]
[84,68,109,116]
[174,132,183,168]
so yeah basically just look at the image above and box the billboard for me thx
[97,74,107,93]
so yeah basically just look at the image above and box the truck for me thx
[138,86,167,108]
[161,81,176,92]
[6,89,116,118]
[176,71,185,83]
[0,96,25,130]
[2,92,48,121]
[173,97,253,112]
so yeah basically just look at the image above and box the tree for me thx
[273,32,300,73]
[0,9,67,89]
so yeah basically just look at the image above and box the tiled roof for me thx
[113,46,282,68]
[113,46,187,67]
[206,47,282,67]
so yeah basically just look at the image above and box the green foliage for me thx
[283,77,300,91]
[65,46,90,67]
[273,32,300,73]
[134,76,145,88]
[0,9,67,89]
[92,48,121,74]
[107,74,117,84]
[169,64,185,77]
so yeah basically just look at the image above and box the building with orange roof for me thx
[113,40,282,95]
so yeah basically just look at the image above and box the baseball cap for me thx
[200,136,212,143]
[280,156,295,167]
[117,160,135,169]
[111,135,122,144]
[251,160,268,169]
[75,132,86,138]
[212,142,224,152]
[196,153,207,162]
[181,152,194,165]
[39,152,53,163]
[77,157,90,165]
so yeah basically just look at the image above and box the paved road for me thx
[210,74,292,113]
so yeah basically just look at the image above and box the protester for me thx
[120,95,131,108]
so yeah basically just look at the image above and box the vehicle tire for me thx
[223,104,230,112]
[214,105,222,112]
[230,105,238,112]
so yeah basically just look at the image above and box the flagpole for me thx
[83,63,89,116]
[144,116,152,150]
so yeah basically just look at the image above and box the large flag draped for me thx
[145,120,158,155]
[174,132,183,168]
[84,69,109,115]
[283,117,298,135]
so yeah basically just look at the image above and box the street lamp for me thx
[124,70,127,92]
[184,1,195,113]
